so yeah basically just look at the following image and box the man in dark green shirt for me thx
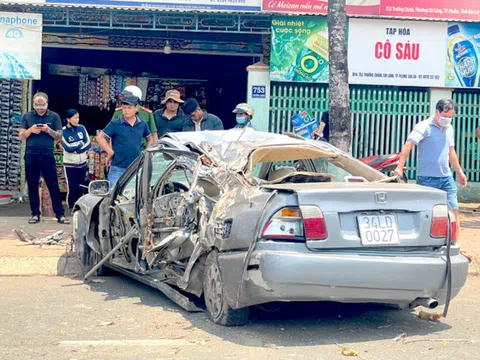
[111,85,158,144]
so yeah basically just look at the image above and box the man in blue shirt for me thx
[96,94,153,186]
[394,99,469,258]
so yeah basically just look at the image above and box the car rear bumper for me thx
[218,243,469,309]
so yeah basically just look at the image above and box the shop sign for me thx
[15,0,263,11]
[381,0,480,22]
[348,19,447,87]
[270,16,329,83]
[263,0,480,22]
[445,22,480,88]
[263,0,380,16]
[0,12,43,80]
[252,85,266,98]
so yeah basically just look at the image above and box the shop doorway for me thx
[34,47,257,133]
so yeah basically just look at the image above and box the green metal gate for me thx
[452,90,480,183]
[270,83,430,179]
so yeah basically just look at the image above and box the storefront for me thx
[262,0,480,186]
[0,1,269,195]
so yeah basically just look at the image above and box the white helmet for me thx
[124,85,142,100]
[232,103,254,117]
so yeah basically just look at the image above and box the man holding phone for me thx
[19,92,69,224]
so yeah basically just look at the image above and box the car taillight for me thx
[430,205,448,238]
[261,206,328,241]
[300,205,327,240]
[261,207,304,239]
[449,210,457,243]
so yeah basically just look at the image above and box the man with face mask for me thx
[19,92,69,224]
[394,99,470,259]
[232,103,255,129]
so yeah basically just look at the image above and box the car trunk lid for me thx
[262,183,448,250]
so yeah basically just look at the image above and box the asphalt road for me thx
[1,275,479,360]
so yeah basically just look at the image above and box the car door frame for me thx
[137,146,199,245]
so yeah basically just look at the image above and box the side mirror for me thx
[88,180,110,196]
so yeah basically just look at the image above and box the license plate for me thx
[357,215,399,246]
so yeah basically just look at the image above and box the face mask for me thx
[438,117,452,127]
[236,116,248,125]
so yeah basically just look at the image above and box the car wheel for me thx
[73,211,108,277]
[203,250,249,326]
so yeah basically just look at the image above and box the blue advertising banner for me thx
[0,12,43,80]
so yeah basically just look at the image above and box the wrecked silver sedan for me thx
[73,129,469,326]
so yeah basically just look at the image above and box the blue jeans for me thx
[108,165,126,187]
[417,176,458,210]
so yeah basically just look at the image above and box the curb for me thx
[0,253,81,276]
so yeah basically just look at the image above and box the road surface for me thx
[0,275,479,360]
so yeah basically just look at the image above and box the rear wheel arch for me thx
[203,249,249,326]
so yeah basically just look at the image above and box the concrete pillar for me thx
[246,62,270,132]
[429,88,453,115]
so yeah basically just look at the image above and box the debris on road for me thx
[336,345,359,357]
[13,229,71,247]
[97,321,115,327]
[418,310,442,322]
[394,333,407,342]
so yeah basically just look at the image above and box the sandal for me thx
[57,216,71,225]
[28,215,40,224]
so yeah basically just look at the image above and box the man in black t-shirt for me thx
[19,92,68,224]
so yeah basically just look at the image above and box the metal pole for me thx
[84,226,138,280]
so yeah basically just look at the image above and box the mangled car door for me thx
[108,159,144,270]
[137,149,199,265]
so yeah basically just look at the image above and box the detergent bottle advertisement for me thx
[446,23,480,88]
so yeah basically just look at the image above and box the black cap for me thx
[121,93,139,106]
[182,98,199,115]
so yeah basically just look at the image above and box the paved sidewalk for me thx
[0,202,79,276]
[458,203,480,275]
[0,202,478,276]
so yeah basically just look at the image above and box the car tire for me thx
[203,250,249,326]
[73,210,109,277]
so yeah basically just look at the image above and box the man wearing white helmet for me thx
[232,103,255,129]
[111,85,158,143]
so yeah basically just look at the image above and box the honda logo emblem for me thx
[375,192,387,204]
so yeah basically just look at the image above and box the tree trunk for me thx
[328,0,351,153]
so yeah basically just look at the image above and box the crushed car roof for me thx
[163,129,343,171]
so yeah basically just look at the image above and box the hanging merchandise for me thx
[101,75,110,109]
[87,134,108,181]
[78,74,88,105]
[109,75,118,103]
[78,74,132,110]
[0,79,26,193]
[136,77,149,101]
